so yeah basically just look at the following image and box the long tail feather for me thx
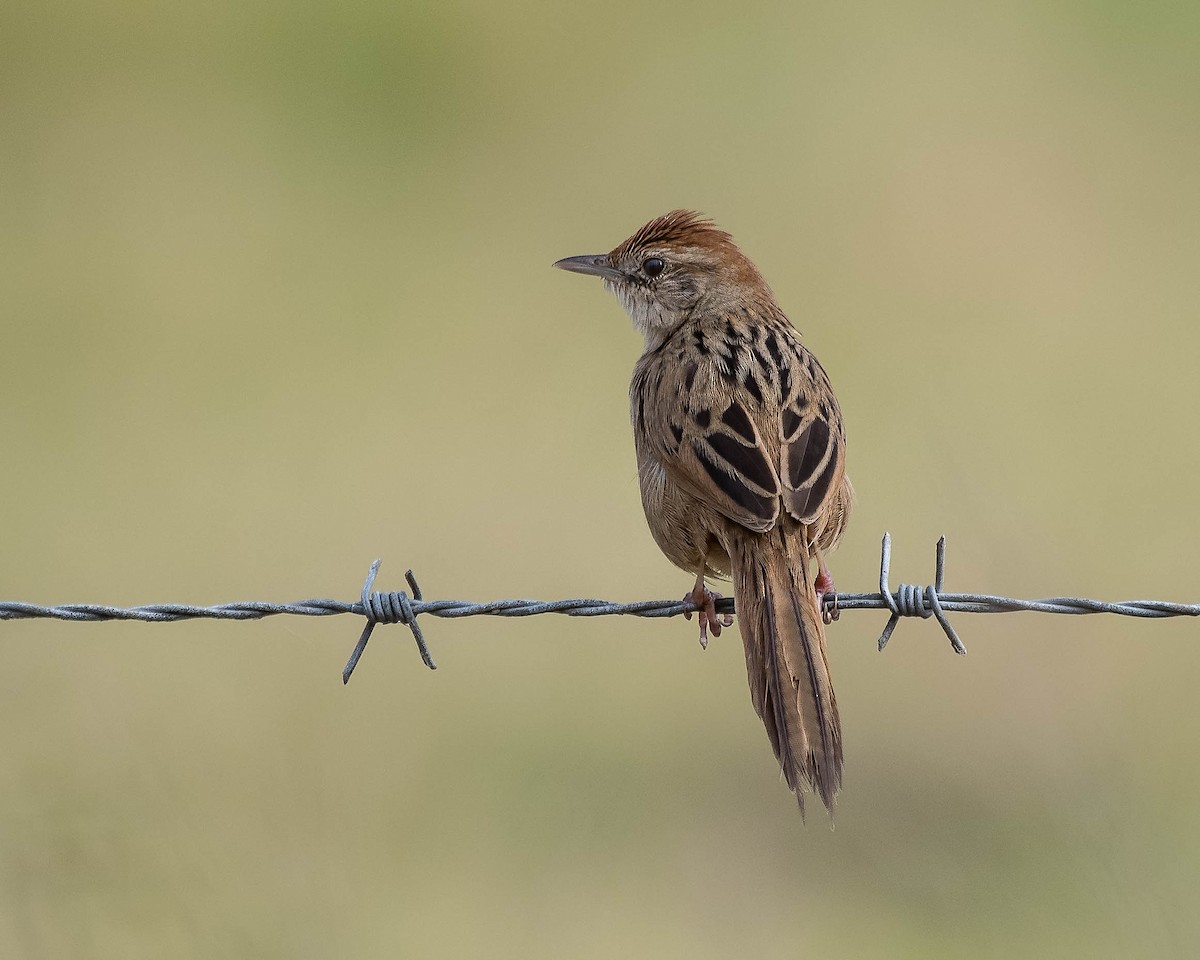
[731,528,843,813]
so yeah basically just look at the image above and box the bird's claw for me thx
[814,567,839,625]
[685,584,733,649]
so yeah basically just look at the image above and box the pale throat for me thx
[606,280,685,350]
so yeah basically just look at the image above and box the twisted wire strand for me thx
[0,596,712,624]
[2,535,1196,683]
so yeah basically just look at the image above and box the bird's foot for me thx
[684,581,734,649]
[814,567,839,625]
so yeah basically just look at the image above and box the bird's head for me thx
[554,210,771,345]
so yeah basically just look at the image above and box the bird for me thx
[553,210,852,813]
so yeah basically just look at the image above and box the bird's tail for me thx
[730,528,843,813]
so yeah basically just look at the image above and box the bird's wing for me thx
[634,333,782,534]
[776,337,846,526]
[634,322,845,534]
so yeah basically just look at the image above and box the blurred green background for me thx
[2,1,1198,956]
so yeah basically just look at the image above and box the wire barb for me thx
[342,560,434,684]
[875,534,966,654]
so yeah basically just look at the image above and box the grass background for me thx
[2,1,1198,956]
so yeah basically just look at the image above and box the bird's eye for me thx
[642,257,665,278]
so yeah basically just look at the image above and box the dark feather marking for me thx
[706,432,776,492]
[692,328,708,355]
[682,361,698,394]
[669,423,684,446]
[694,443,776,520]
[693,408,711,429]
[721,402,757,445]
[789,418,831,490]
[741,368,763,404]
[781,406,804,441]
[780,359,794,399]
[804,443,840,517]
[764,332,786,370]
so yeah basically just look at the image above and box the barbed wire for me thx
[1,534,1196,683]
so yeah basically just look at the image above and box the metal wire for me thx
[1,534,1196,683]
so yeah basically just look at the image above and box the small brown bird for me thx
[554,211,852,812]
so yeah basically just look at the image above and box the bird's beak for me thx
[552,254,623,281]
